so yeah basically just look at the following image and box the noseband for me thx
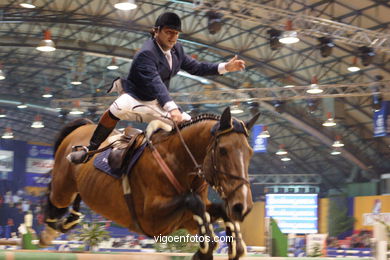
[207,121,250,201]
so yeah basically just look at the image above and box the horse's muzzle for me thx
[230,202,252,222]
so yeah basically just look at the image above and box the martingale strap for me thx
[149,142,186,194]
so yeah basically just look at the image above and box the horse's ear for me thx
[245,112,261,131]
[219,107,232,130]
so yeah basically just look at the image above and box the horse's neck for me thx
[179,121,214,163]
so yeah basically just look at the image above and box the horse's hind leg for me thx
[57,194,83,233]
[40,189,68,246]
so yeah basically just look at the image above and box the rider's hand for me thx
[225,55,245,72]
[170,109,183,123]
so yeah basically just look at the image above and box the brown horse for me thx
[40,107,259,260]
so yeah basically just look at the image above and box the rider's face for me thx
[155,27,180,51]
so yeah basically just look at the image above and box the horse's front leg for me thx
[207,203,247,260]
[143,192,217,260]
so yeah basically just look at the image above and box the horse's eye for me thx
[219,147,228,156]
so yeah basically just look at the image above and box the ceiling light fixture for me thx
[259,125,270,138]
[42,93,53,98]
[0,109,6,118]
[20,0,36,8]
[0,69,5,80]
[114,0,137,11]
[306,76,323,94]
[281,156,291,162]
[36,30,56,52]
[31,115,44,128]
[2,128,14,139]
[69,108,84,115]
[42,87,53,98]
[17,103,28,109]
[332,136,344,148]
[276,144,288,156]
[230,104,244,114]
[330,149,341,155]
[347,57,360,72]
[283,75,295,88]
[322,112,337,127]
[279,20,299,44]
[70,75,82,85]
[107,57,119,70]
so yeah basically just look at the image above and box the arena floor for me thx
[0,250,371,260]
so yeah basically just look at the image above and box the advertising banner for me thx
[251,124,267,153]
[25,144,53,187]
[373,101,389,137]
[0,150,14,172]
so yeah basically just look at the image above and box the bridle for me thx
[150,118,251,199]
[206,122,251,201]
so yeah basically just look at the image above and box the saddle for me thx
[94,120,173,178]
[107,127,144,174]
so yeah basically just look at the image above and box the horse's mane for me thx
[150,113,220,144]
[53,118,94,155]
[175,113,221,131]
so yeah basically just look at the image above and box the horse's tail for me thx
[53,118,94,155]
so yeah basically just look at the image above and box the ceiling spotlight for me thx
[107,57,119,70]
[318,37,334,58]
[2,128,14,139]
[358,46,376,66]
[207,11,223,35]
[20,0,36,8]
[259,126,270,138]
[114,0,137,10]
[322,112,337,127]
[307,99,319,113]
[306,76,323,94]
[0,69,5,80]
[281,156,291,162]
[267,29,282,51]
[273,100,285,113]
[347,57,360,72]
[36,30,56,52]
[31,115,44,128]
[279,20,299,44]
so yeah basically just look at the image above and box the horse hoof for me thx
[192,250,213,260]
[39,224,59,247]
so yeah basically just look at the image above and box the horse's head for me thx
[203,107,260,222]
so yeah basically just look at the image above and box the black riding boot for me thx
[67,110,119,164]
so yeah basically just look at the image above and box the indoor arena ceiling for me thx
[0,0,389,196]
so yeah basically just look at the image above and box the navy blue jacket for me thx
[122,38,220,107]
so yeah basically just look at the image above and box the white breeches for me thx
[109,93,191,125]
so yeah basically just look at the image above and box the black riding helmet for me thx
[154,12,182,32]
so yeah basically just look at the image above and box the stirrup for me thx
[66,146,91,164]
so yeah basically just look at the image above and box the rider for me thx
[68,12,245,164]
